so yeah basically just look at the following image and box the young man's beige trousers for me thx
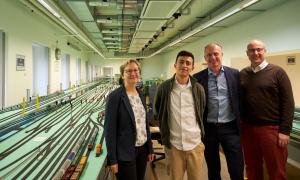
[165,143,205,180]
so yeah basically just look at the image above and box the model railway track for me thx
[0,82,116,179]
[0,88,101,157]
[0,82,101,123]
[0,92,60,114]
[0,83,107,144]
[291,109,300,142]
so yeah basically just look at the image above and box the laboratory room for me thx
[0,0,299,180]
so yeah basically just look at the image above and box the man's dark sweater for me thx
[240,64,294,135]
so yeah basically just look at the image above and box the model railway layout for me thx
[0,81,116,179]
[291,107,300,144]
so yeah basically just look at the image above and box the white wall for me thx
[88,54,125,77]
[231,52,300,106]
[140,55,165,80]
[0,0,90,106]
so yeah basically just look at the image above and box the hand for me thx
[278,133,290,148]
[147,154,154,162]
[110,164,118,174]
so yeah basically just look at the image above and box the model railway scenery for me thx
[0,80,116,180]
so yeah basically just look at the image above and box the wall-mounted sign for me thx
[287,56,296,65]
[16,54,25,71]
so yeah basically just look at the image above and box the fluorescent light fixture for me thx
[149,0,259,58]
[37,0,104,58]
[168,38,183,47]
[242,0,259,8]
[37,0,61,18]
[178,8,241,42]
[60,19,78,35]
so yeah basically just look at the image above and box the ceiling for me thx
[22,0,286,59]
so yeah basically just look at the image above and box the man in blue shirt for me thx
[193,43,244,180]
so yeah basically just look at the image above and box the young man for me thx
[193,43,244,180]
[240,40,294,180]
[154,50,205,180]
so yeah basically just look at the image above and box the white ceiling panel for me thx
[141,0,185,18]
[82,22,100,32]
[134,31,155,39]
[137,20,166,31]
[66,0,93,21]
[131,38,149,45]
[91,33,103,38]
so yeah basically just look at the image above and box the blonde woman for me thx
[105,59,153,180]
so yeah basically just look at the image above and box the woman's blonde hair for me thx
[120,59,141,76]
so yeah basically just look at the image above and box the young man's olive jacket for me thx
[153,75,206,148]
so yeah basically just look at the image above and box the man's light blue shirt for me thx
[207,67,235,123]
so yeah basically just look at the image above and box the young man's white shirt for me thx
[169,77,202,151]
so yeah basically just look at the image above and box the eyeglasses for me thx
[124,69,139,75]
[177,60,193,66]
[247,48,264,53]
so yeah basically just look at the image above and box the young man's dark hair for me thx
[175,50,195,65]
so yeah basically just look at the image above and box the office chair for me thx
[149,118,165,168]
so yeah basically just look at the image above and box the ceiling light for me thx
[242,0,259,8]
[60,19,78,35]
[37,0,105,57]
[37,0,61,18]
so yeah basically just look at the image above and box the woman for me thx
[104,59,153,180]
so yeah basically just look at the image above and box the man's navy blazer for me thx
[193,66,241,131]
[104,85,153,165]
